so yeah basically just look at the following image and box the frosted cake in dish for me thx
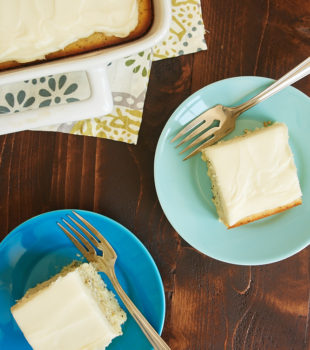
[11,262,127,350]
[201,122,302,228]
[0,0,153,70]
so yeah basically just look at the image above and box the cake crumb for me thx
[263,121,272,127]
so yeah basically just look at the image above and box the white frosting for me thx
[201,123,302,227]
[0,0,138,63]
[11,269,119,350]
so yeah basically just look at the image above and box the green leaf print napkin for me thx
[2,0,207,143]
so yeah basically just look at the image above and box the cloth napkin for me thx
[0,0,207,143]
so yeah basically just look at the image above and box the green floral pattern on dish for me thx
[0,91,35,114]
[0,71,89,115]
[38,76,79,107]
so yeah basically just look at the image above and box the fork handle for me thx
[233,56,310,116]
[108,269,171,350]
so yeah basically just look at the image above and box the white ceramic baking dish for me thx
[0,0,171,135]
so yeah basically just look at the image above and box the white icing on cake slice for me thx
[11,263,127,350]
[201,123,302,227]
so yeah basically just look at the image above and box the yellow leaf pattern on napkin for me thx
[70,108,142,144]
[153,0,206,60]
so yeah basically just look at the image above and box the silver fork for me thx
[57,211,170,350]
[171,56,310,160]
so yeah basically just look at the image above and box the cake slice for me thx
[201,122,302,228]
[11,262,127,350]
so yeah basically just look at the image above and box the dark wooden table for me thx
[1,1,309,349]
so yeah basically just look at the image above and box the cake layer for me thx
[229,198,302,228]
[11,263,126,350]
[201,123,302,228]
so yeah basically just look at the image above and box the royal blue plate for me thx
[0,210,165,349]
[155,76,310,265]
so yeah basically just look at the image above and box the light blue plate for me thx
[155,76,310,265]
[0,210,165,349]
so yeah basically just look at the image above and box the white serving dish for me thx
[0,0,171,135]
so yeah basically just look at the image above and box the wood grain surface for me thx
[1,0,310,349]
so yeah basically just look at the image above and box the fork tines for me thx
[57,211,114,259]
[171,109,220,160]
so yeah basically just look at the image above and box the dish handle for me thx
[0,64,113,135]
